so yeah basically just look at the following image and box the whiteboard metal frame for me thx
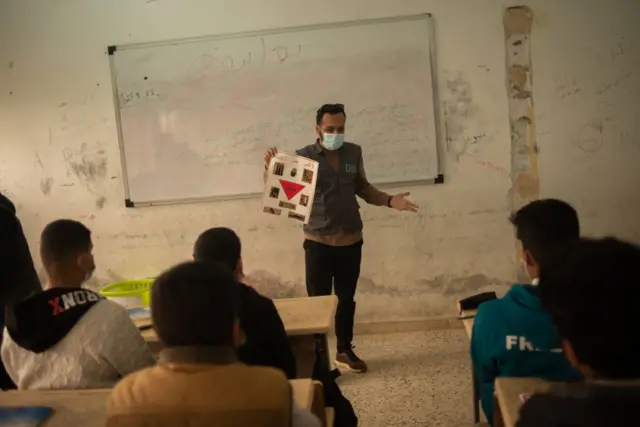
[108,48,132,205]
[108,13,443,207]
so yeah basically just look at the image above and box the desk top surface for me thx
[140,295,337,342]
[1,379,315,427]
[495,377,551,427]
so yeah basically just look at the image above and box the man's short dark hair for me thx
[509,199,580,264]
[151,261,239,347]
[316,103,346,125]
[40,219,91,267]
[193,227,241,271]
[539,237,640,378]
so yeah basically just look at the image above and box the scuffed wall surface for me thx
[1,0,639,323]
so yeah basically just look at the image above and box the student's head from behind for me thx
[40,219,95,287]
[509,199,580,280]
[151,261,240,348]
[540,237,640,379]
[193,227,243,279]
[316,103,346,151]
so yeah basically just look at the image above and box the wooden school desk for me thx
[140,295,338,377]
[494,377,550,427]
[456,302,480,423]
[0,379,319,427]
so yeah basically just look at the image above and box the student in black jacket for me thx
[516,237,640,426]
[193,227,358,427]
[193,227,296,378]
[0,192,42,390]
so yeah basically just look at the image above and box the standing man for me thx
[263,104,418,373]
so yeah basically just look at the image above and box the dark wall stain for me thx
[443,73,475,160]
[95,196,107,209]
[69,157,108,181]
[62,143,109,183]
[39,177,53,196]
[357,274,507,298]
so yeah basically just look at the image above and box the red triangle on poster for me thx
[279,180,305,200]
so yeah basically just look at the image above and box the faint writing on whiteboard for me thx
[188,38,302,77]
[119,88,160,107]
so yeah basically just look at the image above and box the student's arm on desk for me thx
[292,400,322,427]
[470,306,499,425]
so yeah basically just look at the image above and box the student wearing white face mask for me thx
[263,104,418,373]
[1,219,154,390]
[470,199,583,425]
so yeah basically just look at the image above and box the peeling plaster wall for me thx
[1,0,639,323]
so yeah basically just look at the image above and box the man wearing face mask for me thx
[1,219,154,389]
[263,104,418,373]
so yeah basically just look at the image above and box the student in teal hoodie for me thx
[470,199,582,424]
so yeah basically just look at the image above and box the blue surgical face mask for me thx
[322,133,344,151]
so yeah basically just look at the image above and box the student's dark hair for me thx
[151,261,239,347]
[539,237,640,378]
[40,219,91,266]
[316,103,346,125]
[193,227,241,271]
[509,199,579,264]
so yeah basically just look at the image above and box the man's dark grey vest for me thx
[296,142,363,236]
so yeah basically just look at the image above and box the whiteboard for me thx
[109,14,441,206]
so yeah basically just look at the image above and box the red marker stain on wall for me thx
[476,159,509,176]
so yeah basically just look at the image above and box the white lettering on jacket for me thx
[48,290,101,316]
[505,335,563,353]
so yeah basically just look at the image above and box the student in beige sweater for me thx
[1,219,154,389]
[107,261,320,427]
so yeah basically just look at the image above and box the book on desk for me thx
[0,406,53,427]
[127,307,152,329]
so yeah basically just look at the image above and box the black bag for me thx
[458,292,498,312]
[312,337,358,427]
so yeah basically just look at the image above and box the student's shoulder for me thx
[108,366,159,408]
[84,299,135,328]
[241,283,276,309]
[475,297,504,319]
[91,298,129,316]
[472,295,510,334]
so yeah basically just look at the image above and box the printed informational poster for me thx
[261,152,318,224]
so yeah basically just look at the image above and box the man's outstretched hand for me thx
[390,192,419,212]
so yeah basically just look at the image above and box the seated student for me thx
[193,227,296,378]
[471,199,582,424]
[0,192,42,390]
[517,237,640,426]
[1,219,154,390]
[107,261,320,427]
[194,227,358,427]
